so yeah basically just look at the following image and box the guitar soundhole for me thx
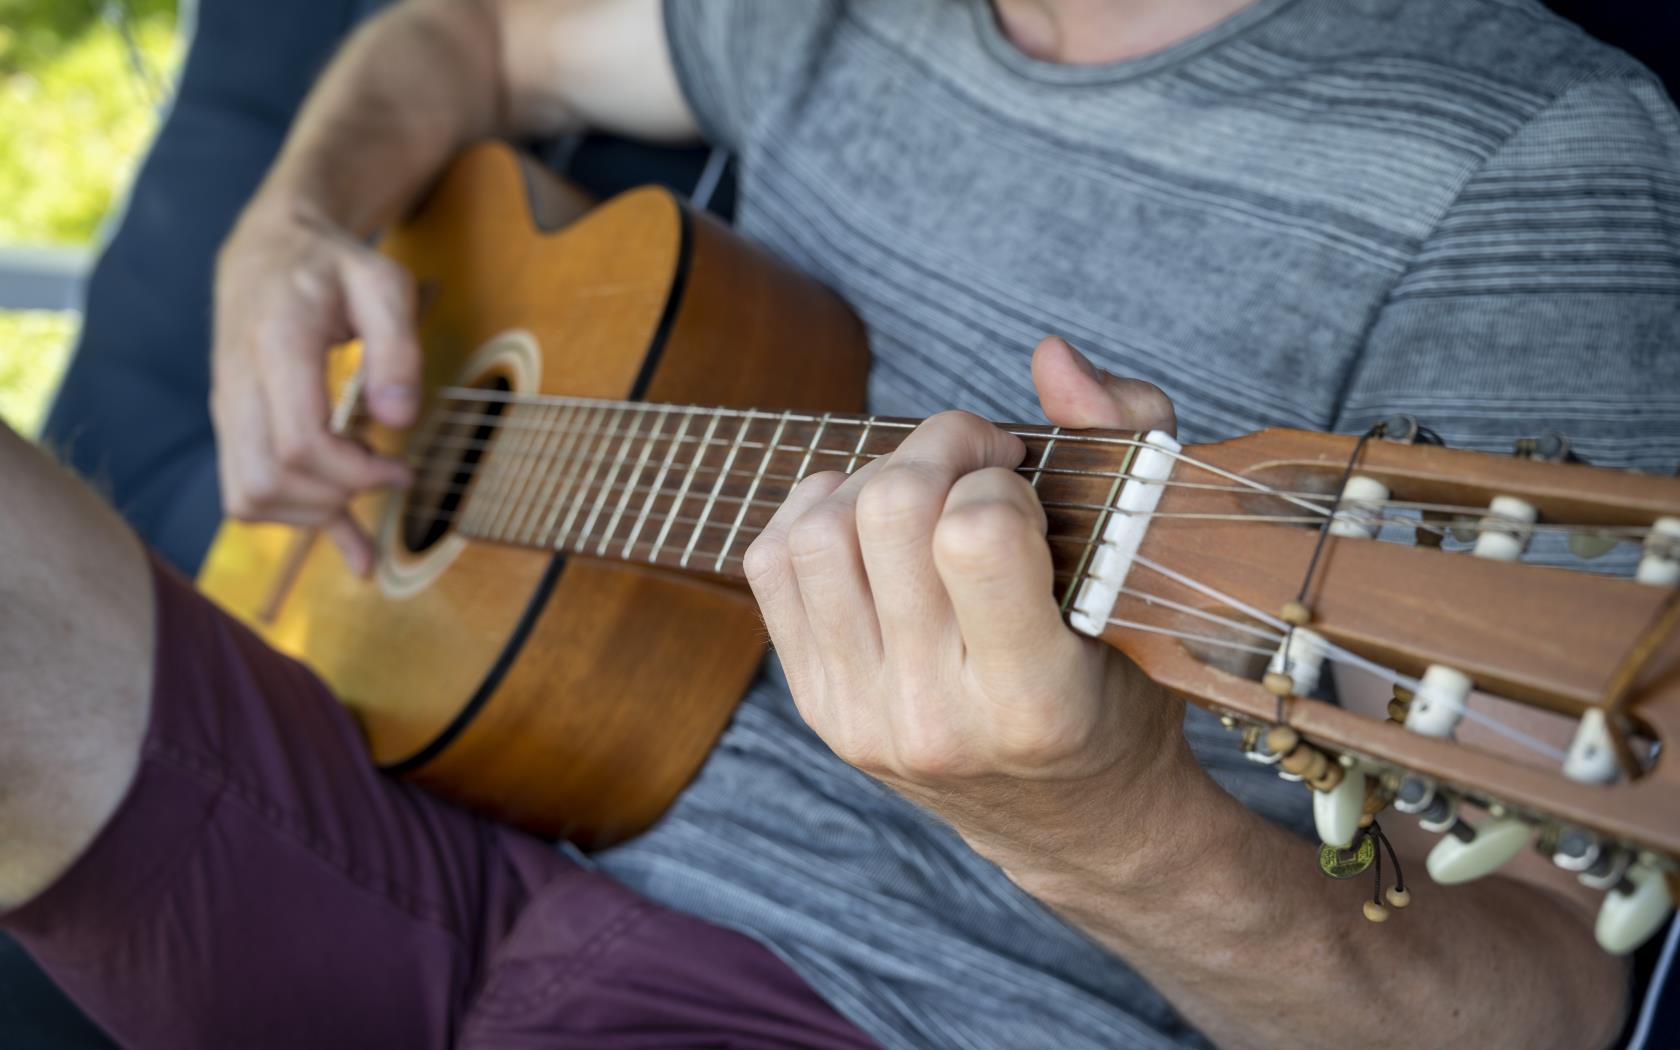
[403,376,511,553]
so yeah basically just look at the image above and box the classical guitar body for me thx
[199,143,869,847]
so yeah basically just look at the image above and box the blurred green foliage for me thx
[0,0,179,434]
[0,310,76,433]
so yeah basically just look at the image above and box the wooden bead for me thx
[1386,698,1410,723]
[1263,672,1295,697]
[1308,762,1345,793]
[1363,900,1391,923]
[1280,746,1330,781]
[1264,727,1300,756]
[1278,744,1315,776]
[1385,887,1412,910]
[1361,783,1389,816]
[1280,600,1313,626]
[1358,813,1374,828]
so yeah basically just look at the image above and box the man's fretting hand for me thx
[744,336,1197,869]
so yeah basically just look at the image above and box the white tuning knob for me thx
[1405,665,1473,738]
[1596,862,1675,955]
[1562,709,1620,784]
[1328,475,1389,539]
[1471,496,1537,561]
[1426,816,1531,884]
[1313,765,1367,849]
[1636,516,1680,587]
[1267,628,1330,698]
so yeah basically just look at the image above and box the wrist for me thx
[982,735,1267,947]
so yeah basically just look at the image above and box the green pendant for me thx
[1318,834,1376,879]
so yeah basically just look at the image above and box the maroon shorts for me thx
[0,556,874,1049]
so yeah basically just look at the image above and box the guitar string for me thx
[372,396,1628,764]
[1129,554,1572,761]
[397,416,1658,543]
[397,438,1652,547]
[404,390,1671,542]
[408,418,1648,532]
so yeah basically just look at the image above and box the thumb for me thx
[1029,335,1176,435]
[340,249,422,428]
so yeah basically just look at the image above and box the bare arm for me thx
[258,0,693,235]
[993,739,1628,1050]
[744,337,1629,1050]
[213,0,692,567]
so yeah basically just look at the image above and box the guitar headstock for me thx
[1071,423,1680,953]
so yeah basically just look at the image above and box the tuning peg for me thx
[1312,764,1367,849]
[1562,709,1620,784]
[1426,816,1532,885]
[1404,665,1472,739]
[1376,415,1444,447]
[1512,431,1584,464]
[1471,496,1537,561]
[1327,476,1388,539]
[1636,516,1680,587]
[1595,861,1675,955]
[1550,827,1603,874]
[1266,628,1330,699]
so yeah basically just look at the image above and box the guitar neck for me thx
[413,390,1147,601]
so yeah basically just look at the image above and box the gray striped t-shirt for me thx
[593,1,1680,1046]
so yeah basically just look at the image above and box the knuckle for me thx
[787,507,854,565]
[232,469,280,513]
[892,717,964,780]
[925,408,990,438]
[934,500,1035,571]
[856,464,938,531]
[274,427,322,470]
[741,533,789,588]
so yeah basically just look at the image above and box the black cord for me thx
[1278,423,1385,722]
[1373,820,1406,893]
[1371,830,1384,904]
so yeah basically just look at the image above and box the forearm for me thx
[255,0,513,235]
[252,0,690,237]
[983,742,1628,1050]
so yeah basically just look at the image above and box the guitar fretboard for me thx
[408,390,1149,604]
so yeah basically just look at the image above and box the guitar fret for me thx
[1029,426,1062,490]
[469,405,530,541]
[534,404,602,547]
[650,411,723,565]
[498,402,555,543]
[845,417,875,474]
[794,413,831,482]
[553,406,626,548]
[596,405,670,555]
[1058,441,1138,613]
[574,406,646,552]
[624,408,698,560]
[683,414,752,568]
[715,411,790,571]
[510,402,571,545]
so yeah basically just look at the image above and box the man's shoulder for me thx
[1246,0,1665,143]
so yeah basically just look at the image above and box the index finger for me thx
[854,411,1026,655]
[257,317,412,494]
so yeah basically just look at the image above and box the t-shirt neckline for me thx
[971,0,1305,84]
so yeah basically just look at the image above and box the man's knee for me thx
[0,421,152,909]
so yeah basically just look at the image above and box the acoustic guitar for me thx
[199,142,1680,954]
